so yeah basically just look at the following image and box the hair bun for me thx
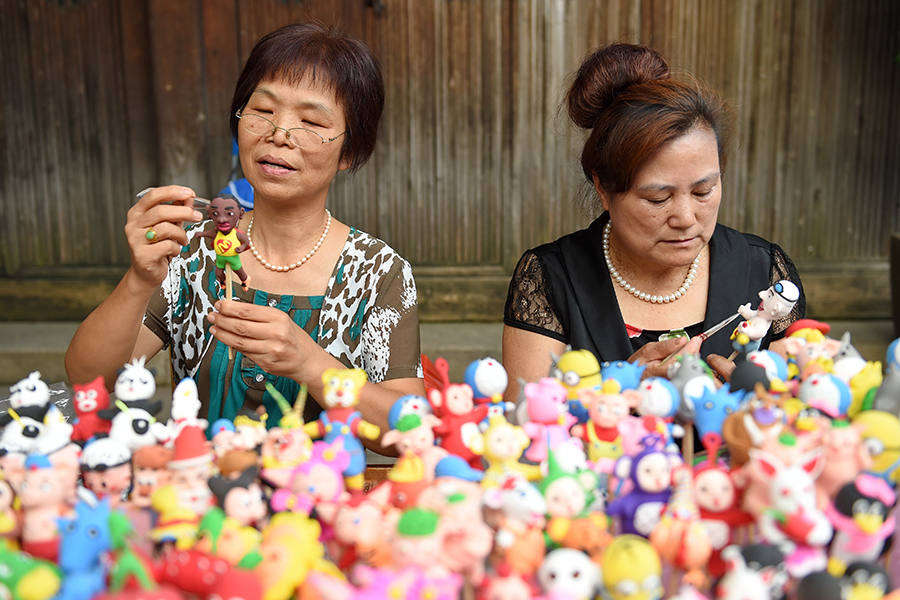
[566,43,670,130]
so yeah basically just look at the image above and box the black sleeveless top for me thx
[504,212,805,362]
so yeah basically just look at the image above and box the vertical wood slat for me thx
[0,0,32,274]
[200,0,241,197]
[147,0,208,194]
[119,0,159,228]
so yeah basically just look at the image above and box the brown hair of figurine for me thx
[194,194,251,291]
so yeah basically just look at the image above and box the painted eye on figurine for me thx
[87,526,100,538]
[851,570,870,585]
[724,406,734,414]
[64,521,76,533]
[563,371,580,386]
[864,438,885,457]
[869,503,885,516]
[643,575,662,590]
[869,573,888,592]
[615,580,638,596]
[853,499,870,515]
[704,401,714,410]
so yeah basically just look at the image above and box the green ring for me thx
[145,228,156,241]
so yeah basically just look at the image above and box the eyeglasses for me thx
[236,110,346,149]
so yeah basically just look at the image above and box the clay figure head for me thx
[207,195,244,235]
[758,280,800,320]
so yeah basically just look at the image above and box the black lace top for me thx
[504,212,805,362]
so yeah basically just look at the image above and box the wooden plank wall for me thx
[1,0,898,322]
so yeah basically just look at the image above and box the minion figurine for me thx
[852,410,900,486]
[550,348,601,423]
[601,534,663,600]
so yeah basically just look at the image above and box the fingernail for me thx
[209,326,217,335]
[193,211,204,221]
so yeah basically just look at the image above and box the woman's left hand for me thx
[705,353,736,382]
[207,299,318,381]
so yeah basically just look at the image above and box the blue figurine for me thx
[54,494,113,600]
[694,384,742,439]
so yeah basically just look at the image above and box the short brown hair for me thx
[229,22,385,173]
[566,43,734,209]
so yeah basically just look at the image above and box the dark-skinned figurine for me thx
[194,194,250,292]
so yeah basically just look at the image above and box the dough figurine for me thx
[601,534,663,600]
[70,375,112,445]
[53,496,113,600]
[194,194,250,291]
[79,437,132,508]
[549,347,602,423]
[427,358,490,470]
[304,368,380,492]
[825,474,896,575]
[751,446,833,578]
[732,280,800,354]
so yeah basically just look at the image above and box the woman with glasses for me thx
[502,43,805,402]
[66,23,424,443]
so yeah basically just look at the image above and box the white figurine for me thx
[733,280,800,353]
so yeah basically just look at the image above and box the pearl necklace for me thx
[602,220,700,304]
[247,210,331,272]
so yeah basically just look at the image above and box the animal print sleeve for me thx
[143,286,171,349]
[363,256,422,382]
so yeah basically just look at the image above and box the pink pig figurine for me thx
[817,419,871,503]
[521,378,578,463]
[571,379,641,466]
[418,477,493,586]
[391,506,463,596]
[332,493,393,572]
[380,413,448,480]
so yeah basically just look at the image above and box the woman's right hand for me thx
[630,335,702,379]
[124,185,204,288]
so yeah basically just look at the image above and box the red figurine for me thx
[71,375,112,444]
[427,358,490,470]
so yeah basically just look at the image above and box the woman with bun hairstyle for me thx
[502,43,805,398]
